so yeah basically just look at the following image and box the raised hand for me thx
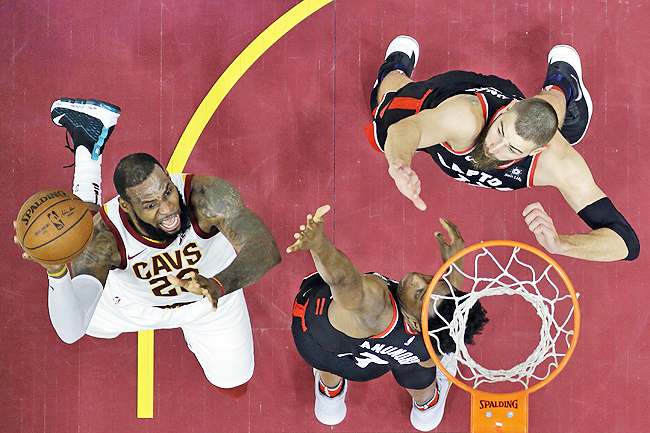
[435,218,465,263]
[286,205,331,253]
[522,202,562,254]
[167,271,222,312]
[13,220,66,275]
[388,158,427,211]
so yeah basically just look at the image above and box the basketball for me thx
[15,189,94,265]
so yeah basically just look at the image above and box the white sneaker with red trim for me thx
[410,354,458,431]
[313,370,347,425]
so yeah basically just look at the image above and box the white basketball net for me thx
[429,245,578,389]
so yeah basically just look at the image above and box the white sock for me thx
[73,146,102,206]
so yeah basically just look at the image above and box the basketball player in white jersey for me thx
[15,98,281,398]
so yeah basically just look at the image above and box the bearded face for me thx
[468,126,512,171]
[129,188,192,243]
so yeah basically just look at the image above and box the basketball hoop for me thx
[421,240,580,433]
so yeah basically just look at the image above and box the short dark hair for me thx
[428,288,489,355]
[511,98,558,147]
[113,153,165,203]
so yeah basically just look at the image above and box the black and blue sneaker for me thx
[383,35,419,78]
[543,45,593,145]
[371,35,420,109]
[51,98,121,160]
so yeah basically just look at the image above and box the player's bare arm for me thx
[435,218,466,290]
[286,206,392,333]
[384,96,483,211]
[188,175,281,307]
[527,141,637,261]
[286,205,367,308]
[70,214,122,285]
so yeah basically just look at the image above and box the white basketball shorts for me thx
[86,278,254,388]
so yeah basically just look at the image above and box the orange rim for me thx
[421,240,581,397]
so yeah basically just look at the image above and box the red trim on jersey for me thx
[404,320,419,336]
[379,89,433,119]
[495,159,522,169]
[365,122,383,153]
[292,299,309,332]
[475,92,489,123]
[488,105,509,125]
[527,152,542,187]
[373,90,393,118]
[100,205,127,269]
[370,293,399,338]
[185,174,220,239]
[440,141,474,155]
[118,206,172,249]
[315,298,326,315]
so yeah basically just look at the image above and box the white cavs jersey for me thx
[99,173,237,307]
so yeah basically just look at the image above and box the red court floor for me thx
[1,0,649,432]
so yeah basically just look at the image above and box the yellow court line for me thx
[136,330,154,418]
[167,0,334,174]
[136,0,334,418]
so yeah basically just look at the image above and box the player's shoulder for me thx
[189,175,237,192]
[435,93,483,119]
[415,94,484,144]
[189,175,242,203]
[361,273,393,306]
[188,175,244,220]
[534,135,592,187]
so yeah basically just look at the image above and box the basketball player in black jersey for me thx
[367,36,638,263]
[287,205,488,431]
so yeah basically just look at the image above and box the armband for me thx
[211,277,226,297]
[48,273,103,344]
[47,264,68,278]
[577,197,640,261]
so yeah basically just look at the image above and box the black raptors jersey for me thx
[366,70,540,191]
[292,273,430,368]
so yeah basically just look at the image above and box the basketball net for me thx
[422,241,580,433]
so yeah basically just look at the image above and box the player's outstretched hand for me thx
[435,218,465,263]
[13,220,66,275]
[522,202,562,255]
[168,271,222,312]
[388,158,427,211]
[286,205,331,253]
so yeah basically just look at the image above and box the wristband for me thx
[47,264,68,278]
[211,277,226,297]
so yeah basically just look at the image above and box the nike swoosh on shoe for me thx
[571,74,583,101]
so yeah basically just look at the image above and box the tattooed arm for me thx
[71,215,122,283]
[14,214,121,343]
[187,176,281,308]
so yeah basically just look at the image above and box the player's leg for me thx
[84,276,175,339]
[313,370,348,425]
[180,290,254,392]
[540,45,593,145]
[371,35,420,110]
[393,356,457,432]
[51,98,121,211]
